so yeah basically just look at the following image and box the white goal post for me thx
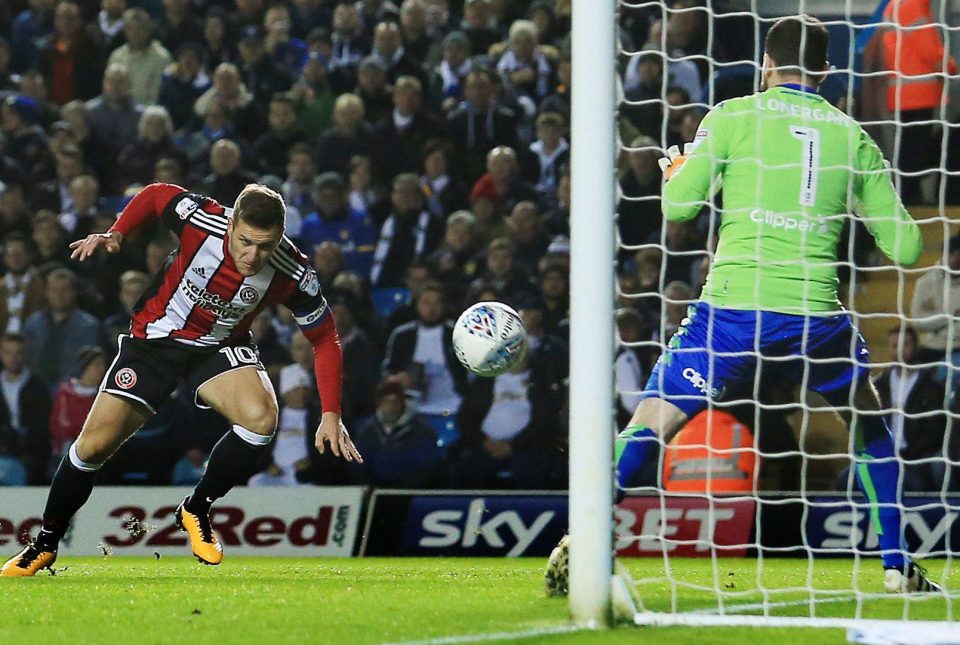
[569,0,960,634]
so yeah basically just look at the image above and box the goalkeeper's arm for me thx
[854,130,922,266]
[661,108,727,223]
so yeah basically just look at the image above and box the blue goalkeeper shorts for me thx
[641,301,870,417]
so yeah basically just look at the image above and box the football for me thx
[452,302,528,377]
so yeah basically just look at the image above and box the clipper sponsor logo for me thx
[682,367,724,398]
[181,280,248,318]
[750,209,828,234]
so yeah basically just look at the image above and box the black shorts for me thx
[101,335,265,414]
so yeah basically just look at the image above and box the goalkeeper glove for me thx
[658,143,693,181]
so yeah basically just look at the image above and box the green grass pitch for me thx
[1,557,956,644]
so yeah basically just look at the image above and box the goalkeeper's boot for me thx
[175,497,223,565]
[884,562,941,593]
[544,534,570,597]
[0,545,57,577]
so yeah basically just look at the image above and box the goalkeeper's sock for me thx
[853,414,907,570]
[187,425,272,515]
[615,425,658,503]
[37,444,101,550]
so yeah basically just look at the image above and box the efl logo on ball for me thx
[115,368,138,390]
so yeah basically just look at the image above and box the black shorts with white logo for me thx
[101,335,266,413]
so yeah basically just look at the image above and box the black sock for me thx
[187,426,270,515]
[37,448,100,550]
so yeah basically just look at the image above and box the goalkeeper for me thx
[616,15,935,593]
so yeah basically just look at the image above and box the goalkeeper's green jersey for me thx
[663,84,922,314]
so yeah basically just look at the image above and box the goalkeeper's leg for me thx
[839,379,940,592]
[615,398,688,500]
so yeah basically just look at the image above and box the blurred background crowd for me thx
[0,0,958,493]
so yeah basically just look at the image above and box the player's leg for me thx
[804,315,939,592]
[176,349,276,564]
[615,303,755,497]
[1,393,149,576]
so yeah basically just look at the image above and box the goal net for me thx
[575,0,960,634]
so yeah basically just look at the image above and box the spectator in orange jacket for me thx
[881,0,957,204]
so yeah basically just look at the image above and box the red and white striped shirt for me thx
[110,183,342,413]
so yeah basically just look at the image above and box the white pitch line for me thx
[382,624,584,645]
[686,590,954,616]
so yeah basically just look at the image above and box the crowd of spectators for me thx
[0,0,957,493]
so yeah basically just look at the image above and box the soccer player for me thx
[1,183,362,576]
[550,15,938,595]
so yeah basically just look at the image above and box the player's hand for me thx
[315,412,363,463]
[69,230,123,262]
[658,143,693,181]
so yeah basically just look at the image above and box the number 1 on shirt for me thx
[790,125,820,207]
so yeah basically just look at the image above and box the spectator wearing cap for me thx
[329,291,381,427]
[910,235,960,378]
[248,363,320,487]
[350,376,444,487]
[371,173,443,288]
[116,105,187,192]
[460,0,500,57]
[316,93,373,175]
[237,24,295,106]
[0,233,45,335]
[354,56,392,125]
[85,63,144,172]
[301,171,379,278]
[36,1,103,105]
[106,8,173,105]
[155,0,203,56]
[420,139,467,219]
[448,68,521,180]
[371,21,425,86]
[48,344,107,461]
[23,268,104,388]
[519,111,568,209]
[198,139,259,206]
[330,3,369,70]
[427,30,473,113]
[0,95,50,182]
[0,333,52,484]
[10,0,55,74]
[253,93,304,178]
[158,42,212,130]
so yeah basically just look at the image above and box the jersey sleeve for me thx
[110,183,187,237]
[662,105,730,222]
[854,128,922,266]
[283,263,343,414]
